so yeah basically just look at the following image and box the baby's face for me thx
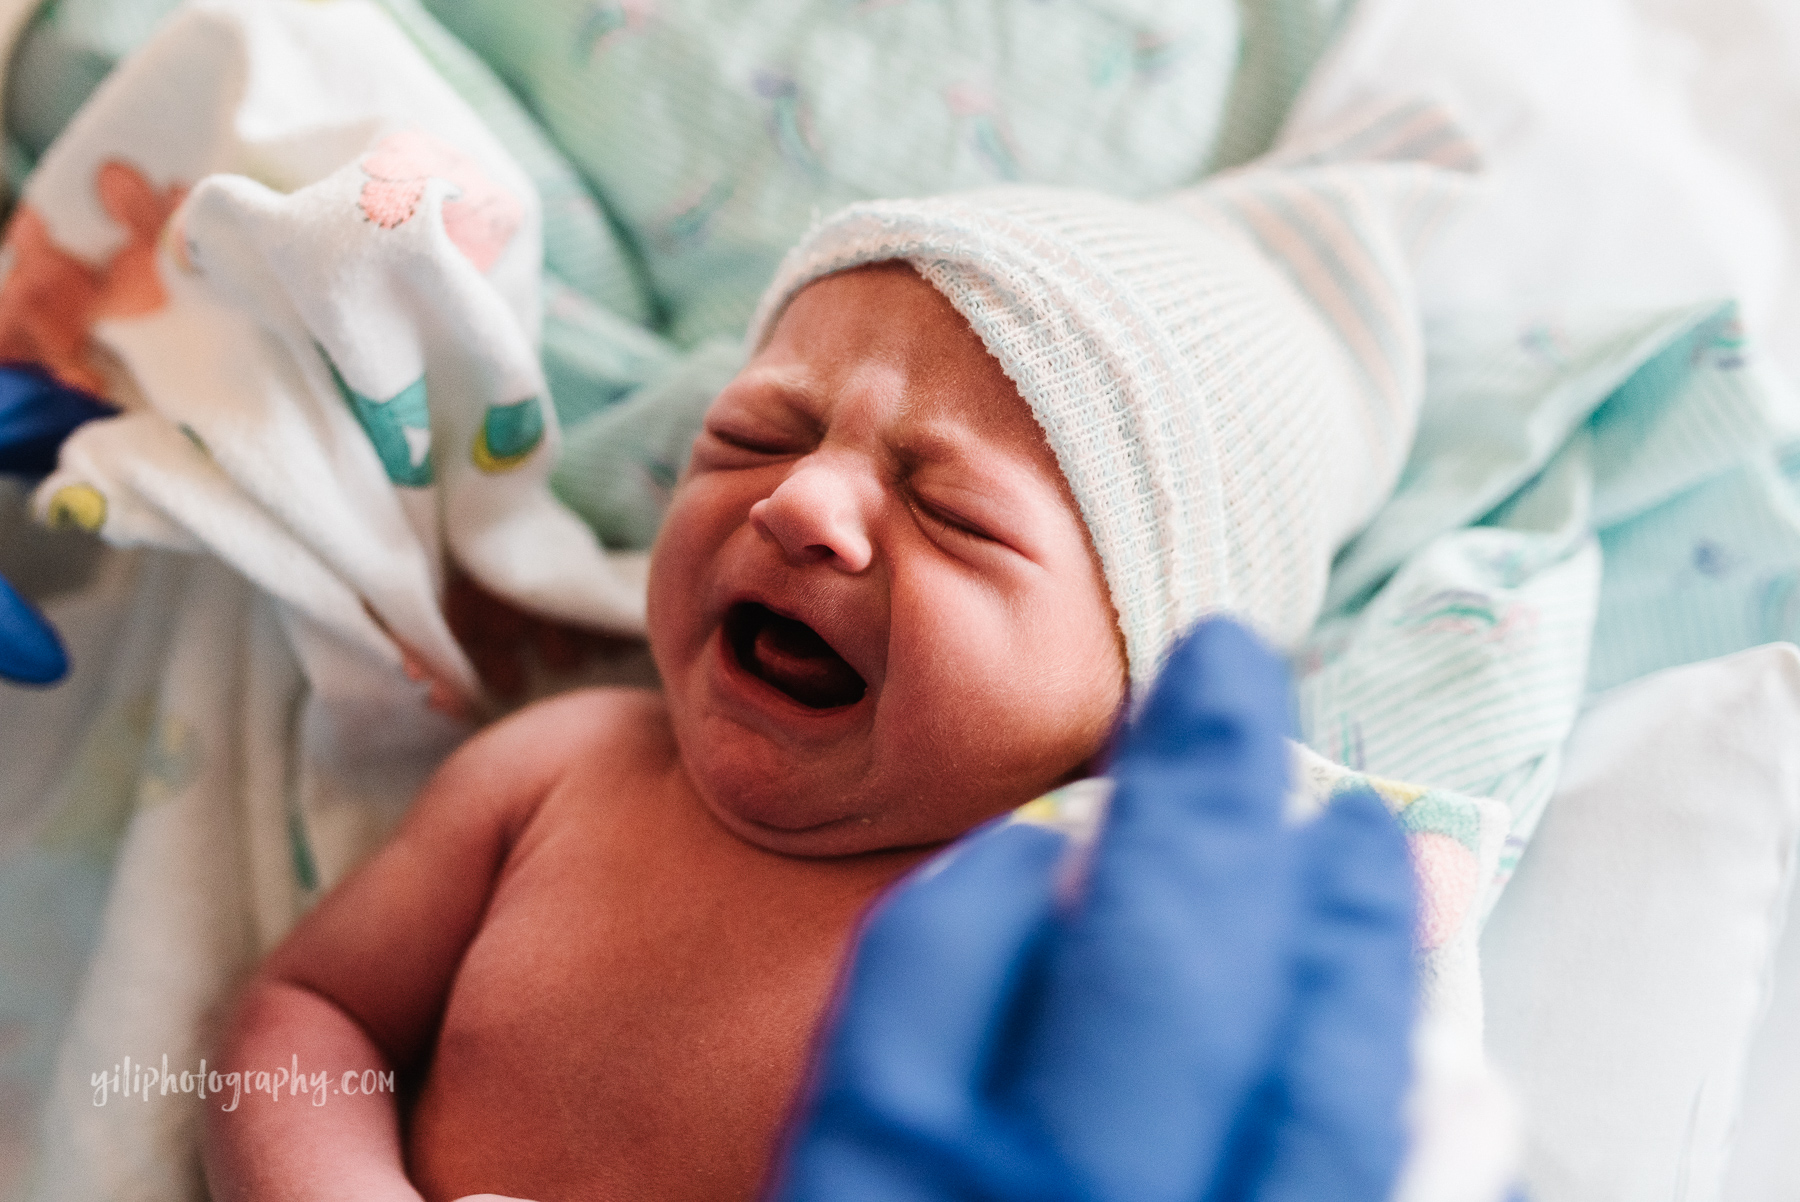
[648,263,1125,857]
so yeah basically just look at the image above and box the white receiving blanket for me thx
[0,2,645,1197]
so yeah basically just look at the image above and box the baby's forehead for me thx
[751,263,1060,465]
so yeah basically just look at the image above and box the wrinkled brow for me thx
[731,365,824,418]
[716,368,829,443]
[889,423,1048,495]
[891,424,980,471]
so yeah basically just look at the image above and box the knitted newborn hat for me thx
[746,100,1478,689]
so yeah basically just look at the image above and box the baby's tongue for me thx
[750,613,866,709]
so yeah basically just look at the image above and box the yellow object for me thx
[471,397,545,473]
[1365,776,1428,809]
[47,483,107,532]
[470,428,534,473]
[1013,796,1061,824]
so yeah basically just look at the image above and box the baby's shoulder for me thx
[437,687,673,836]
[482,685,671,765]
[474,687,680,848]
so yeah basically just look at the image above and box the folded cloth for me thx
[1299,300,1800,892]
[19,0,650,691]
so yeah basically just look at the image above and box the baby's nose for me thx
[749,460,875,572]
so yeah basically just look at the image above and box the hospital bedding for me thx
[2,0,1800,1199]
[1313,2,1800,1197]
[1483,643,1800,1201]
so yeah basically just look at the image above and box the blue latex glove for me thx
[775,618,1417,1202]
[0,572,67,684]
[0,363,114,685]
[0,363,114,476]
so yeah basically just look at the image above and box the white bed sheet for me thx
[1291,0,1800,391]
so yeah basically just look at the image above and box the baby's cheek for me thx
[647,482,732,630]
[1009,576,1123,699]
[901,621,1114,807]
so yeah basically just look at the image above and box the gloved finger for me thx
[0,364,114,475]
[1017,618,1300,1202]
[775,819,1069,1202]
[0,573,68,685]
[801,818,1065,1130]
[1240,785,1417,1202]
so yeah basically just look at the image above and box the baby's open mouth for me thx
[725,601,867,710]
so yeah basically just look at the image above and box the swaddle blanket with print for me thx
[0,2,641,1198]
[14,0,645,695]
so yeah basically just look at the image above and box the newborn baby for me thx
[204,262,1125,1202]
[205,140,1456,1201]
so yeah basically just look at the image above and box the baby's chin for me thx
[666,680,1107,859]
[686,759,1015,859]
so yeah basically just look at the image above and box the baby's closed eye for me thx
[906,467,1060,562]
[694,372,824,468]
[912,491,996,542]
[697,420,805,464]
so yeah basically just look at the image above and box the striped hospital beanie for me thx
[746,100,1478,688]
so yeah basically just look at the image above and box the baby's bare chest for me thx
[407,781,915,1202]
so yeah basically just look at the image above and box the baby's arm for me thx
[203,690,625,1202]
